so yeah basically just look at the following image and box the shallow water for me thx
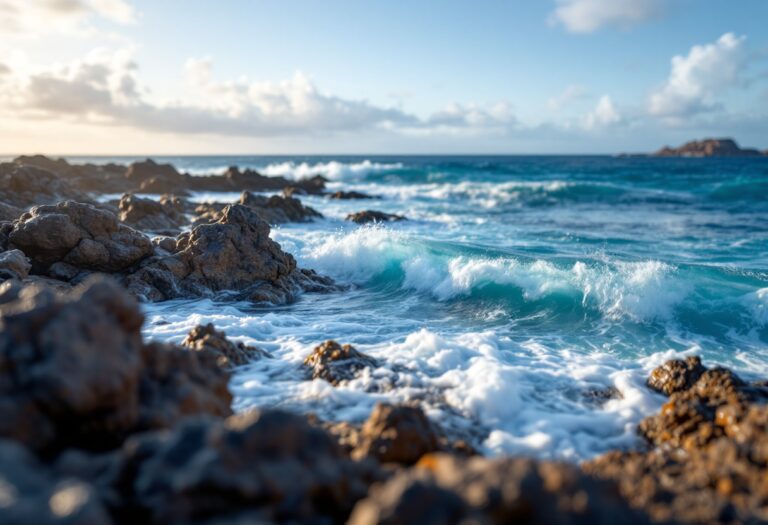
[77,155,768,461]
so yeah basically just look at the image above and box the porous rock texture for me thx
[6,201,153,279]
[238,190,322,223]
[181,323,271,367]
[0,277,231,456]
[584,357,768,524]
[349,453,650,525]
[303,340,379,385]
[125,204,333,302]
[117,193,187,235]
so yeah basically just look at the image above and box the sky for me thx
[0,0,767,154]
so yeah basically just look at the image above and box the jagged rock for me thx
[0,277,231,455]
[190,202,226,227]
[0,201,21,222]
[346,210,406,224]
[353,404,440,465]
[238,191,321,223]
[118,194,187,234]
[6,201,153,278]
[0,249,31,281]
[125,204,330,303]
[647,356,706,396]
[0,439,111,524]
[329,190,377,200]
[584,357,768,523]
[14,155,129,193]
[303,340,378,385]
[654,138,765,157]
[350,453,650,525]
[125,160,186,188]
[0,164,88,209]
[73,410,381,524]
[181,323,270,367]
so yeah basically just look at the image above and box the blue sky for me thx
[0,0,766,154]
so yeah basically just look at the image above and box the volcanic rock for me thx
[181,323,270,368]
[303,340,378,385]
[346,210,406,224]
[118,194,187,235]
[0,164,88,209]
[238,191,322,223]
[647,355,706,395]
[353,404,440,465]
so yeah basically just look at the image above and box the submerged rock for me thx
[303,340,378,385]
[125,204,331,303]
[7,201,153,278]
[238,191,322,223]
[181,323,270,367]
[0,277,231,455]
[350,453,650,525]
[346,210,406,224]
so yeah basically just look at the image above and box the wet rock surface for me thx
[118,194,187,235]
[346,210,406,224]
[303,340,379,385]
[7,201,153,278]
[181,323,271,367]
[585,357,768,524]
[350,453,651,525]
[0,277,231,455]
[238,190,322,223]
[125,204,330,302]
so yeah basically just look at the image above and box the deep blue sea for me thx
[72,155,768,460]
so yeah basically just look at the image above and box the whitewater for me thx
[76,155,768,461]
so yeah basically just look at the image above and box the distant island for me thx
[621,138,768,158]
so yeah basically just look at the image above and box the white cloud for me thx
[0,51,523,138]
[648,33,748,118]
[548,85,589,110]
[583,95,621,129]
[549,0,660,34]
[0,0,135,37]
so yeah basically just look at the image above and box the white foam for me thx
[260,160,402,181]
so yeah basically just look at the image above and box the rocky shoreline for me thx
[1,156,767,524]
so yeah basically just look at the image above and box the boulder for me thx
[353,404,440,465]
[0,277,231,455]
[349,453,650,525]
[118,194,187,234]
[125,204,331,303]
[0,249,31,281]
[346,210,406,224]
[181,323,270,368]
[238,191,322,223]
[303,340,378,385]
[647,356,706,396]
[7,201,153,278]
[125,159,187,188]
[0,164,88,209]
[329,190,377,200]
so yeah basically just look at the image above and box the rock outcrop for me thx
[350,453,650,525]
[238,191,322,223]
[0,277,231,455]
[346,210,406,224]
[303,340,378,385]
[653,138,765,157]
[329,190,377,200]
[6,201,153,280]
[353,404,440,465]
[125,204,332,303]
[584,357,768,523]
[181,323,270,367]
[118,194,187,235]
[0,164,89,209]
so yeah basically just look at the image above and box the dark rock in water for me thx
[0,277,231,455]
[238,190,322,223]
[581,386,623,407]
[329,190,377,200]
[7,201,153,277]
[0,164,89,209]
[353,404,440,465]
[78,410,381,524]
[647,355,705,395]
[303,340,378,385]
[181,323,270,367]
[584,357,768,524]
[138,176,191,196]
[125,204,331,303]
[283,175,328,196]
[14,155,128,194]
[0,249,31,281]
[350,453,650,525]
[0,439,111,524]
[653,138,765,157]
[118,194,187,234]
[346,210,406,224]
[125,159,186,188]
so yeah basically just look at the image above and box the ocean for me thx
[76,154,768,461]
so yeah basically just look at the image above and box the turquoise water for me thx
[78,155,768,460]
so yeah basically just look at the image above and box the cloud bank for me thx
[549,0,660,33]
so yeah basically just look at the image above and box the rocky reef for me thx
[652,138,766,157]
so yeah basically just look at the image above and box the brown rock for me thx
[653,138,765,157]
[0,164,88,209]
[0,249,31,281]
[118,194,187,234]
[353,404,440,465]
[346,210,406,224]
[238,191,321,223]
[647,355,706,395]
[303,340,378,385]
[181,323,270,368]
